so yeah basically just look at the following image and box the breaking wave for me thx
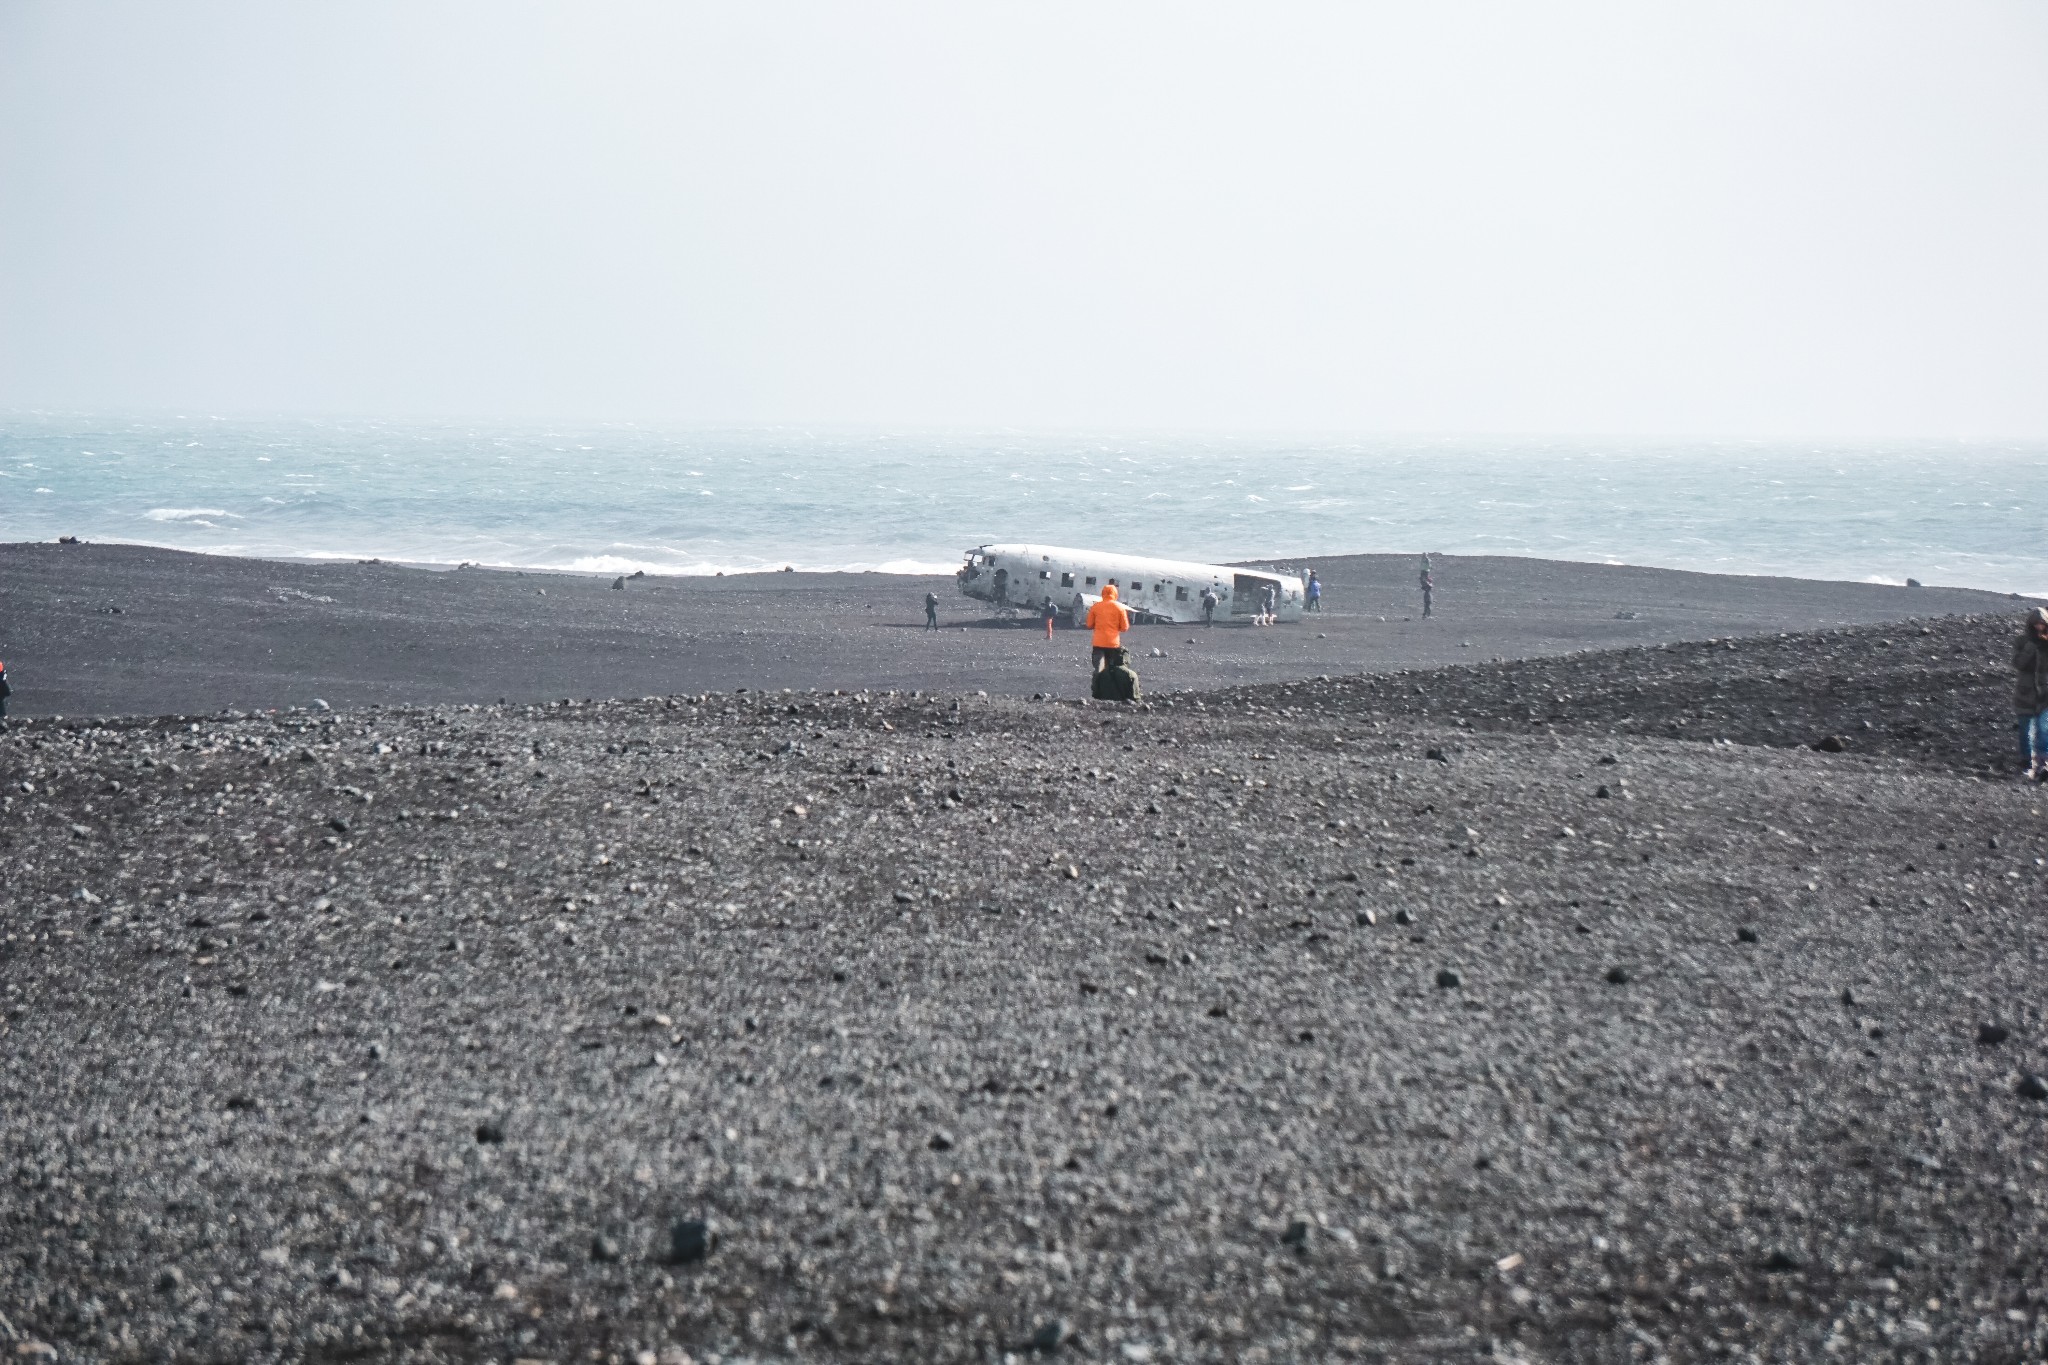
[4,419,2043,597]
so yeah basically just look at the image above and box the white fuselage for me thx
[956,543,1304,625]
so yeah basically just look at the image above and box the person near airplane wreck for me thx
[924,591,940,631]
[1086,583,1131,673]
[2015,606,2048,780]
[1200,585,1218,627]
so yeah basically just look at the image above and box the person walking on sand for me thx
[1261,583,1277,626]
[1306,571,1322,613]
[2014,606,2048,779]
[1086,583,1131,673]
[1200,585,1218,627]
[1419,556,1434,618]
[0,659,10,727]
[924,591,940,631]
[1042,598,1058,640]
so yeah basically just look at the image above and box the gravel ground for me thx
[3,617,2046,1364]
[1210,614,2035,778]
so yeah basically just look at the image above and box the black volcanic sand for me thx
[0,541,2027,718]
[4,616,2047,1364]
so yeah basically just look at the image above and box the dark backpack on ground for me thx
[1091,651,1141,702]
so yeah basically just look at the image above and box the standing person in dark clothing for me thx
[924,591,940,631]
[1419,556,1434,618]
[1305,571,1322,612]
[2014,607,2048,779]
[1200,585,1218,627]
[0,660,10,727]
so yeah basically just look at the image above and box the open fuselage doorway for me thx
[1231,572,1274,618]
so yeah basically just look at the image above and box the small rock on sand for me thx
[669,1219,712,1264]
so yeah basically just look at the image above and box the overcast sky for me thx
[2,2,2044,436]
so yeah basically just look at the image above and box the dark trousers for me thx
[925,612,938,631]
[1421,588,1432,617]
[1092,645,1122,672]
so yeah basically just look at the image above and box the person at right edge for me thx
[0,659,10,728]
[1086,584,1130,674]
[2014,606,2048,780]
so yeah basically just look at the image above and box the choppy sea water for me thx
[3,415,2044,595]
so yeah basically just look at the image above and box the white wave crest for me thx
[143,507,238,522]
[554,553,957,577]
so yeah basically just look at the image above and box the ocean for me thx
[3,414,2044,596]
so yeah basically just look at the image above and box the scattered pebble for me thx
[669,1219,712,1264]
[1026,1319,1070,1353]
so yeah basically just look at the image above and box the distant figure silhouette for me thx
[924,591,940,631]
[1419,556,1434,618]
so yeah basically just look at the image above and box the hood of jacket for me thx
[1101,584,1118,600]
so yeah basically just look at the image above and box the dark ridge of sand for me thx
[0,540,2029,718]
[2,615,2045,1363]
[1213,613,2030,778]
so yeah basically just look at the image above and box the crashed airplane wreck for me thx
[957,543,1305,626]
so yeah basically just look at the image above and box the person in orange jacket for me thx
[1085,584,1131,673]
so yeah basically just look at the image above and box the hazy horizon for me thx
[11,408,2048,448]
[5,2,2046,438]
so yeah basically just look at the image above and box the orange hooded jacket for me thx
[1085,585,1131,648]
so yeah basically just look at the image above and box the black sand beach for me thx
[3,547,2046,1363]
[0,541,2024,717]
